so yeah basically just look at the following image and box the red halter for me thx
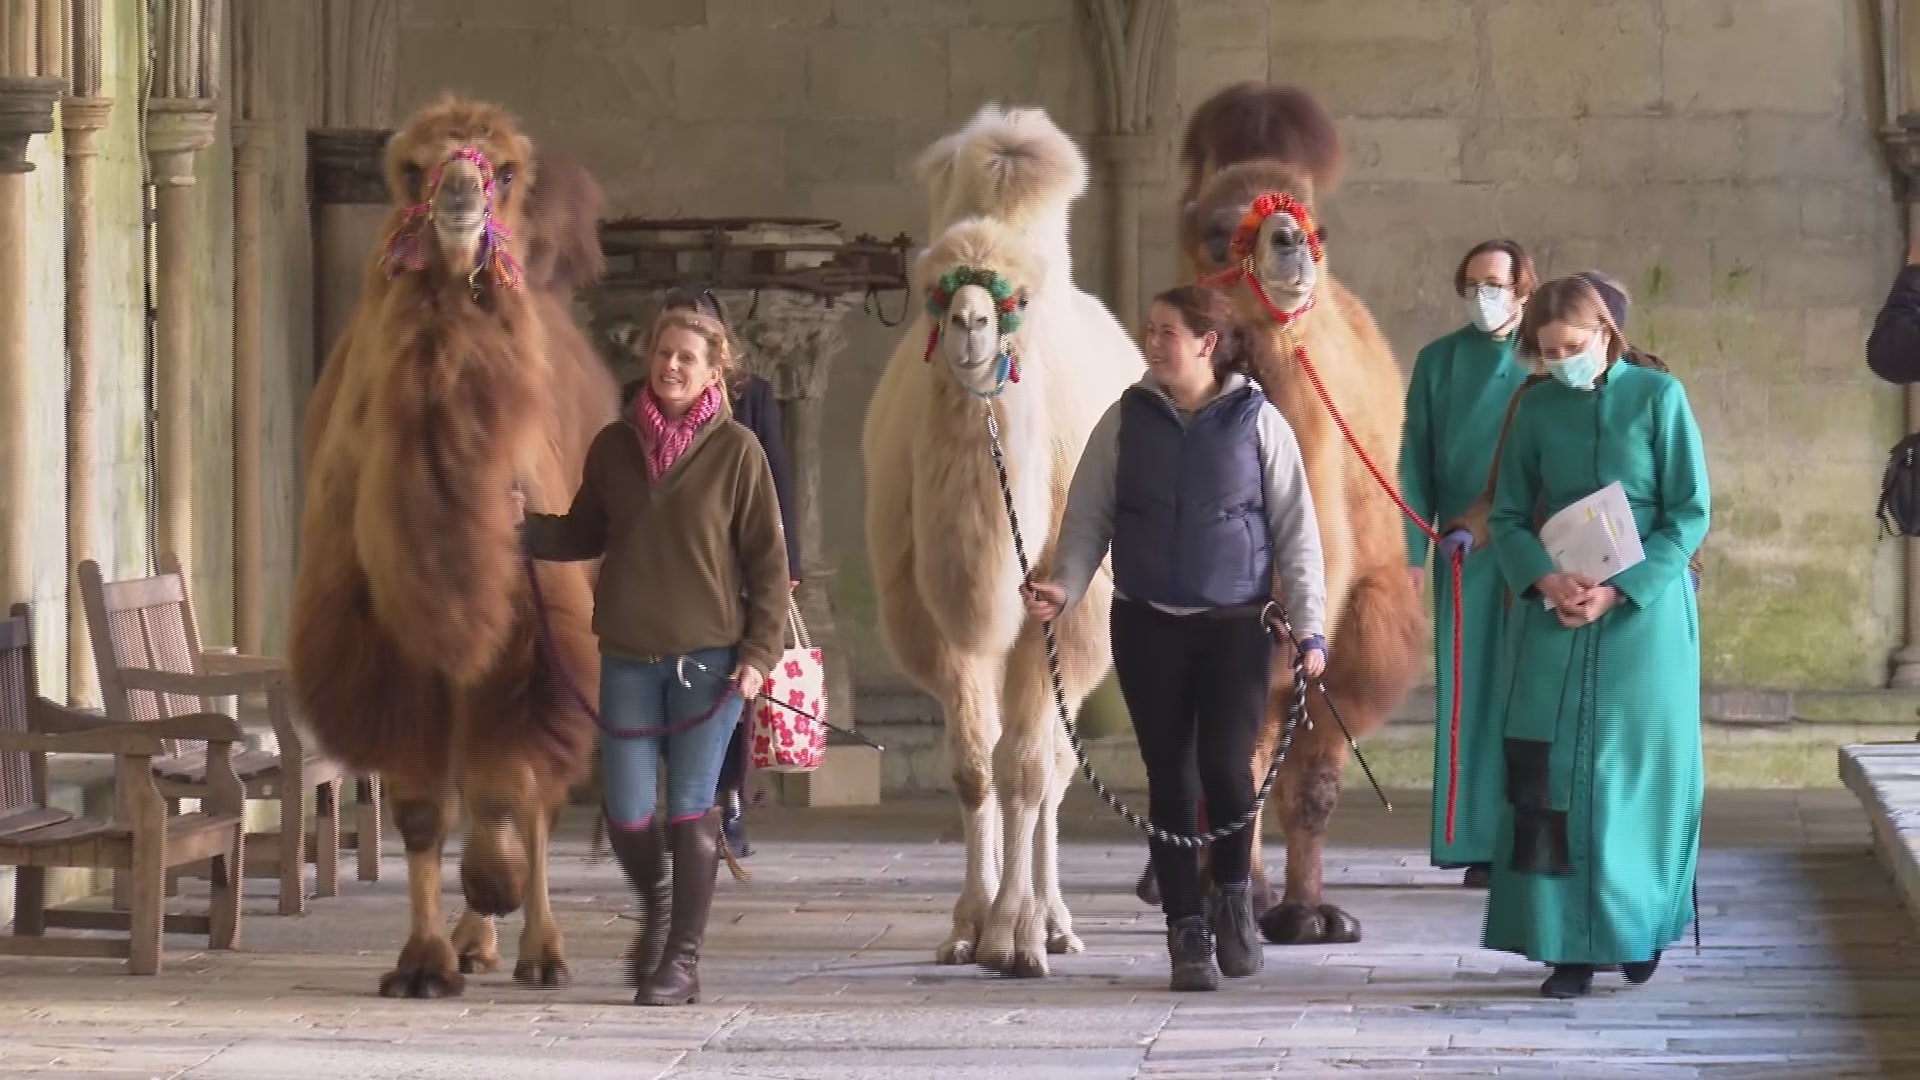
[1200,190,1322,326]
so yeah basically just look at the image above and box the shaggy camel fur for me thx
[863,106,1145,977]
[291,95,616,998]
[1133,83,1426,945]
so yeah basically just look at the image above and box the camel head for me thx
[380,95,535,292]
[1185,160,1327,324]
[916,216,1043,398]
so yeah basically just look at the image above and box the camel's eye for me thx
[496,164,515,192]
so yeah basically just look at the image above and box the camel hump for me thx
[520,151,606,294]
[929,104,1088,224]
[1182,82,1343,194]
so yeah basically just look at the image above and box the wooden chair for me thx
[78,556,378,916]
[0,603,245,974]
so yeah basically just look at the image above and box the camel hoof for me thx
[512,957,571,989]
[1257,901,1363,945]
[378,936,465,999]
[1003,949,1049,979]
[1134,863,1160,907]
[1047,930,1084,955]
[1318,904,1362,944]
[456,947,502,975]
[936,937,976,966]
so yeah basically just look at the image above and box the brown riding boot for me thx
[608,820,671,987]
[637,811,723,1006]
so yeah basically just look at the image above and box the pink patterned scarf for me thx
[634,383,720,480]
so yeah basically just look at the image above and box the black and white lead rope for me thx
[985,405,1318,850]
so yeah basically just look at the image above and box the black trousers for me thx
[1110,597,1273,925]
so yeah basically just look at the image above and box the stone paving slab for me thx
[1,788,1918,1077]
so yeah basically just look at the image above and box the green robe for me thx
[1481,362,1709,966]
[1398,324,1526,867]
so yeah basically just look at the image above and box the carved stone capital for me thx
[145,99,219,186]
[309,126,393,206]
[0,77,65,174]
[59,97,113,157]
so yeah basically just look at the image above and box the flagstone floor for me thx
[0,788,1915,1079]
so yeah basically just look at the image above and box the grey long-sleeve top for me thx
[1050,373,1329,640]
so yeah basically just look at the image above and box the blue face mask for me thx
[1544,334,1606,390]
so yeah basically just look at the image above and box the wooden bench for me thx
[79,556,380,916]
[0,603,245,974]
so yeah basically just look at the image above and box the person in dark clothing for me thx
[1022,285,1329,993]
[1869,258,1920,383]
[651,286,800,859]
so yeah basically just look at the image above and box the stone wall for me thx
[394,0,1907,709]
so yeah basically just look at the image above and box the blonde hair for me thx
[646,308,737,385]
[1515,275,1627,366]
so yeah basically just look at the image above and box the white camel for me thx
[862,106,1146,977]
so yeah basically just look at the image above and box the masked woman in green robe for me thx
[1481,274,1710,999]
[1399,239,1538,888]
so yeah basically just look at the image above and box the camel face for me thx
[1252,209,1318,313]
[385,97,533,283]
[937,283,1014,395]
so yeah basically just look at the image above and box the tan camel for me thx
[290,95,616,997]
[863,106,1145,977]
[1132,83,1426,944]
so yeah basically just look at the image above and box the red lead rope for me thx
[1206,190,1468,843]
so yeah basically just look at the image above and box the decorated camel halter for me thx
[921,265,1025,398]
[380,145,524,296]
[1202,190,1324,326]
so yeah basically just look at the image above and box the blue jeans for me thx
[599,646,744,827]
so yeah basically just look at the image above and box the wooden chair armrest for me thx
[117,665,285,697]
[0,726,167,757]
[199,650,285,676]
[140,712,247,745]
[26,696,112,734]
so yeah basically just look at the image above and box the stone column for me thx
[146,0,222,587]
[1882,127,1920,688]
[1084,0,1171,327]
[61,0,108,704]
[734,291,859,730]
[310,0,396,379]
[0,1,63,608]
[230,0,262,654]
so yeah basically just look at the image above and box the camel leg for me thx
[511,782,569,988]
[1035,725,1081,955]
[937,661,1003,967]
[378,769,465,999]
[976,643,1054,979]
[1257,714,1360,946]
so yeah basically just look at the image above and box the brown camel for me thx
[290,94,616,998]
[1133,83,1426,945]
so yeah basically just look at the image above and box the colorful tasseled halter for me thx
[1200,189,1323,325]
[379,144,524,294]
[920,265,1025,398]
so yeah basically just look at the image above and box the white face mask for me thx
[1468,285,1513,333]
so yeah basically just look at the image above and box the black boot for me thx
[1622,951,1661,985]
[637,812,723,1006]
[1462,863,1491,888]
[608,821,671,987]
[1541,963,1595,999]
[1207,882,1264,978]
[720,787,752,858]
[1166,916,1221,992]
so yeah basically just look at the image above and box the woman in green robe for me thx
[1481,274,1709,1000]
[1399,239,1538,886]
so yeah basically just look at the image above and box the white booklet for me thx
[1537,481,1646,608]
